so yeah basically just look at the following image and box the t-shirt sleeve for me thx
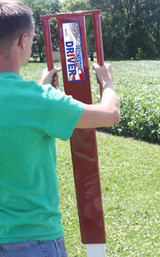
[43,86,84,140]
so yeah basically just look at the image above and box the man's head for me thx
[0,0,34,59]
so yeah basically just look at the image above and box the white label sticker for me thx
[62,21,85,82]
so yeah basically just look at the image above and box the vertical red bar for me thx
[93,13,104,66]
[93,13,104,97]
[56,14,106,244]
[42,18,54,71]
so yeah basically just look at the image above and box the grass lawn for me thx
[109,60,160,84]
[21,59,160,84]
[20,60,160,256]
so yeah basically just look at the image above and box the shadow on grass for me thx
[96,127,160,146]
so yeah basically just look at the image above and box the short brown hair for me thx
[0,0,33,52]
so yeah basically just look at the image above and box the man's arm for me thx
[76,90,120,128]
[39,63,120,129]
[76,63,120,128]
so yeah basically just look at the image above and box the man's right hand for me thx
[92,63,113,89]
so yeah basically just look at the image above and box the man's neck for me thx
[0,48,20,74]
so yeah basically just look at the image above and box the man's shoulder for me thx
[21,79,54,98]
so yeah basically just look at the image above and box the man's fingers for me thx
[46,67,61,88]
[47,67,61,79]
[52,73,58,83]
[92,63,100,71]
[92,63,112,71]
[92,63,102,84]
[96,74,101,84]
[51,72,59,88]
[40,66,62,86]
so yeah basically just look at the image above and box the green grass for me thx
[109,60,160,84]
[22,59,160,84]
[20,60,160,256]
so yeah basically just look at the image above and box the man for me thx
[0,0,120,256]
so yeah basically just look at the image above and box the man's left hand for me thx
[39,67,62,88]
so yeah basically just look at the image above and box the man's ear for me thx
[18,33,28,49]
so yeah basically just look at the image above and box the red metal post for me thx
[93,13,104,66]
[41,18,54,70]
[93,13,104,97]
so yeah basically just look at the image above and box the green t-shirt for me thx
[0,72,83,243]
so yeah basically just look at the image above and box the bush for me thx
[94,79,160,144]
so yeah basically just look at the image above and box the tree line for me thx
[23,0,160,61]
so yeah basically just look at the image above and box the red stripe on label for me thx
[67,54,75,57]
